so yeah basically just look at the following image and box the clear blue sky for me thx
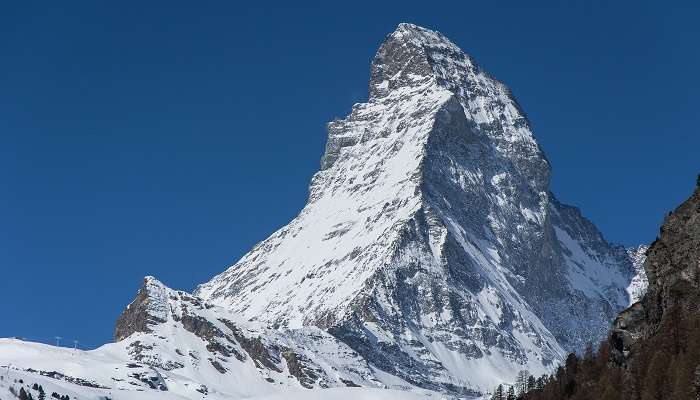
[2,1,698,348]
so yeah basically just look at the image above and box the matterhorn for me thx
[0,24,643,400]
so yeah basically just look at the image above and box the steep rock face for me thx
[613,183,700,364]
[114,276,169,341]
[542,197,638,351]
[196,24,637,394]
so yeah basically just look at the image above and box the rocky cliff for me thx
[613,180,700,365]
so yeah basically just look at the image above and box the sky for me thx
[2,1,698,348]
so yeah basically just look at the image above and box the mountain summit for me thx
[195,23,640,393]
[1,24,645,399]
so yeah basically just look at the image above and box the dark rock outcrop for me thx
[114,277,167,341]
[281,350,321,389]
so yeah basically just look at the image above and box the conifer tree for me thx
[492,384,505,400]
[527,375,537,393]
[515,370,530,396]
[506,386,516,400]
[535,376,545,391]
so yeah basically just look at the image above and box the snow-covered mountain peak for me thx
[1,23,643,400]
[368,23,464,99]
[194,24,637,395]
[368,24,547,183]
[0,23,646,400]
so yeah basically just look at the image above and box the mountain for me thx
[196,23,638,393]
[1,23,642,399]
[517,179,700,400]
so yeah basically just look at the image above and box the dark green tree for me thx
[492,384,505,400]
[535,376,545,391]
[565,353,579,375]
[527,375,537,392]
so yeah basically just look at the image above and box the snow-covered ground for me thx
[0,347,444,400]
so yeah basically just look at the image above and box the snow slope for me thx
[0,351,441,400]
